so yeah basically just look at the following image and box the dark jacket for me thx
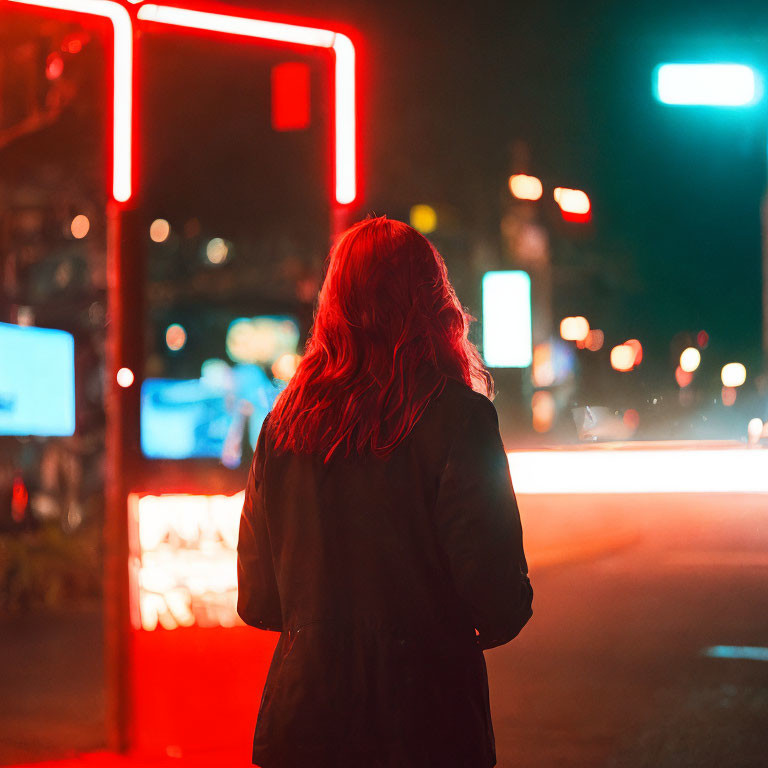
[237,378,533,768]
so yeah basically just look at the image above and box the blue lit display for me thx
[0,322,75,436]
[141,364,283,464]
[703,645,768,662]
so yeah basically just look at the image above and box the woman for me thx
[237,216,533,768]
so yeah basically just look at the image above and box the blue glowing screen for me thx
[0,322,75,436]
[141,364,283,465]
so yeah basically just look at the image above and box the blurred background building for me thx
[4,0,768,592]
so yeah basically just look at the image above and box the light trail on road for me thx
[508,442,768,494]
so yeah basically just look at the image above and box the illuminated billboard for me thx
[482,270,533,367]
[0,322,75,436]
[141,364,282,464]
[129,492,244,631]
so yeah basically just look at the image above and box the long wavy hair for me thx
[269,216,494,462]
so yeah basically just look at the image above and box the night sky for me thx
[267,0,768,375]
[8,0,768,378]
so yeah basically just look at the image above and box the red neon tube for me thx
[136,3,357,206]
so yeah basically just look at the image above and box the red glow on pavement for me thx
[130,624,276,756]
[271,62,311,130]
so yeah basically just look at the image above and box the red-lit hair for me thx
[269,216,494,462]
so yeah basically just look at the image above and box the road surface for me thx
[2,491,767,767]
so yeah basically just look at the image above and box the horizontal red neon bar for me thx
[137,3,356,206]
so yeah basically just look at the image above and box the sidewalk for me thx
[11,752,248,767]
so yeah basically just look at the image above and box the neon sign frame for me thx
[6,0,358,206]
[8,0,134,201]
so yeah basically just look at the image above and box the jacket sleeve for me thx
[434,395,532,650]
[236,416,282,631]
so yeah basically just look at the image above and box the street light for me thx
[654,63,759,107]
[653,62,768,368]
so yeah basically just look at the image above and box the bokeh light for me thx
[531,390,556,433]
[532,343,555,388]
[675,366,693,388]
[721,386,737,406]
[623,408,640,432]
[272,353,302,381]
[509,174,543,201]
[610,344,636,372]
[680,347,701,373]
[747,418,764,444]
[165,323,187,352]
[409,204,437,234]
[559,316,589,342]
[150,218,171,243]
[624,339,643,367]
[46,52,64,80]
[70,214,90,239]
[585,329,604,351]
[206,237,229,264]
[721,362,746,388]
[553,187,591,220]
[226,316,300,365]
[200,358,233,389]
[116,367,135,388]
[62,34,84,54]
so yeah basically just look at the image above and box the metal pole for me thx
[332,204,352,238]
[762,192,768,371]
[104,201,144,753]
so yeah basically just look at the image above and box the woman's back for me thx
[238,378,533,767]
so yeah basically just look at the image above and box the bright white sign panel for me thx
[482,270,532,367]
[654,63,758,106]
